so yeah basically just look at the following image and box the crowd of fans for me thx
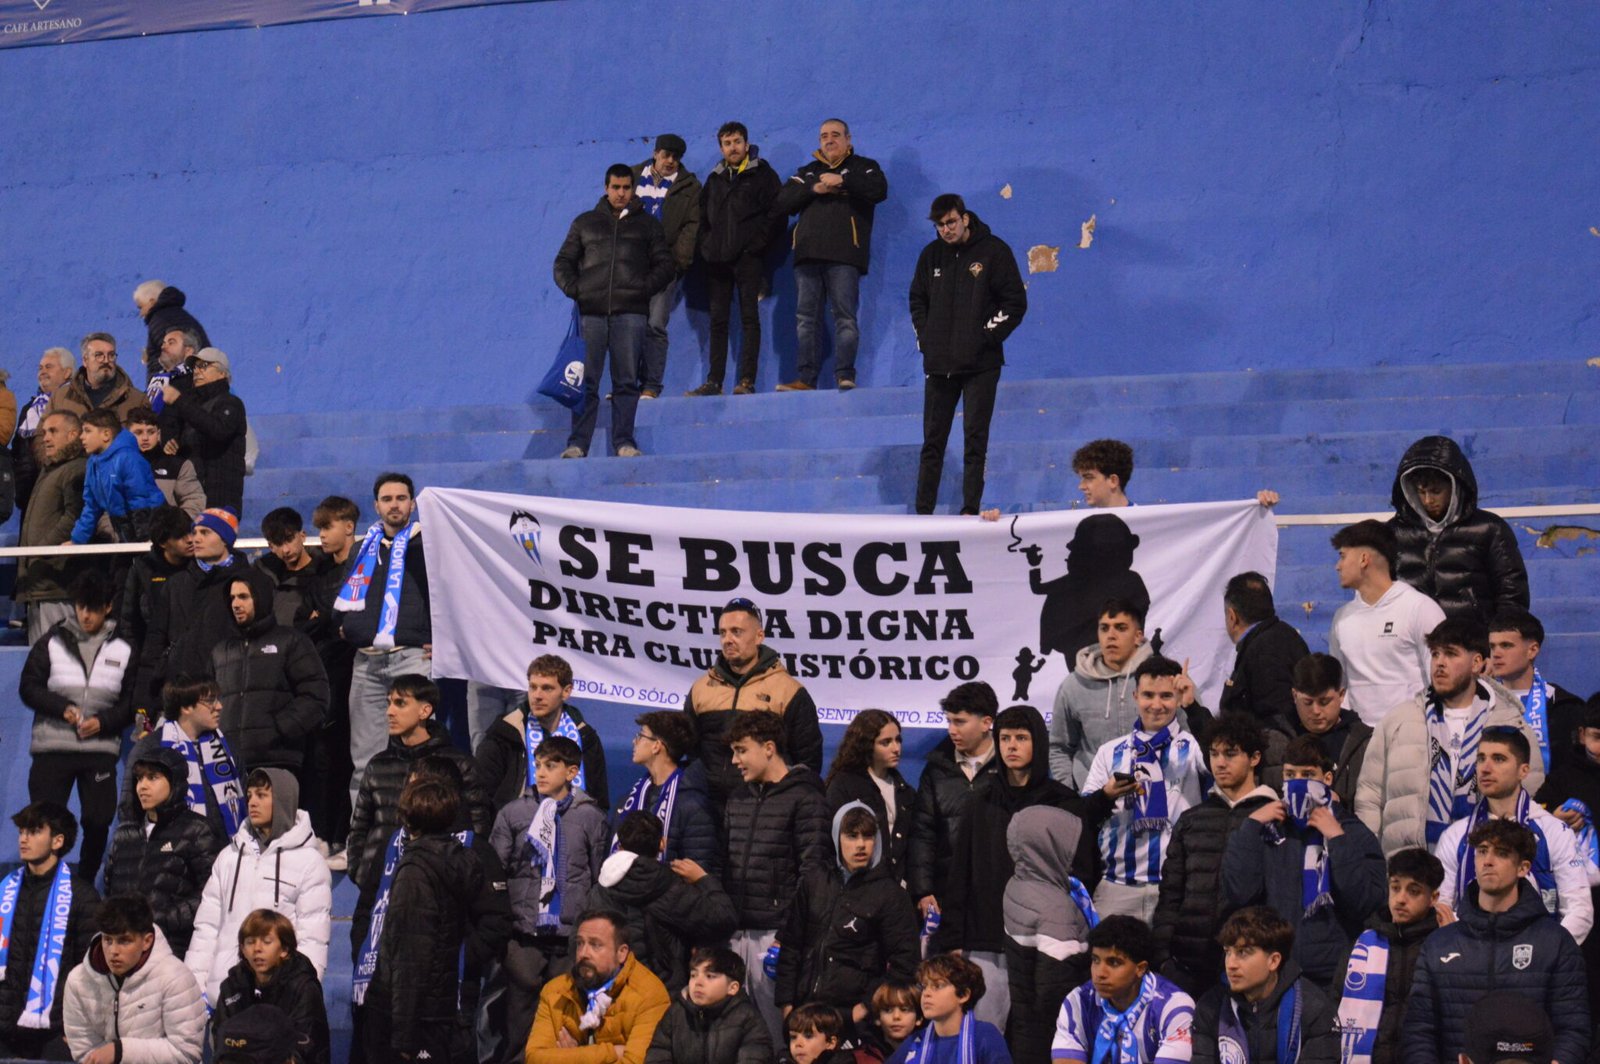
[0,257,1583,1064]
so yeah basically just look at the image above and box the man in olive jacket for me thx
[553,163,674,460]
[632,135,700,399]
[908,193,1026,516]
[16,411,90,644]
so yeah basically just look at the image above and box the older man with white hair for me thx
[11,346,75,517]
[134,279,209,381]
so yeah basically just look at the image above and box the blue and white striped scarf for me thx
[1451,789,1556,910]
[1093,972,1161,1064]
[902,1009,976,1064]
[526,795,570,931]
[1559,799,1600,871]
[0,861,73,1029]
[1336,929,1389,1064]
[334,521,417,649]
[612,770,680,859]
[1282,779,1334,917]
[526,708,585,795]
[1426,694,1486,845]
[158,720,245,837]
[353,827,472,1004]
[1219,978,1300,1064]
[1520,671,1551,771]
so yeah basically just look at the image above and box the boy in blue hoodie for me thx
[71,409,166,543]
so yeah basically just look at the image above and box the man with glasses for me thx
[159,347,247,515]
[908,193,1026,516]
[684,597,824,808]
[48,332,145,423]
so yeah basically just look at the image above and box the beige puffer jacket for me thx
[63,928,207,1064]
[1354,678,1543,856]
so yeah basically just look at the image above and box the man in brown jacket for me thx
[16,411,91,644]
[47,333,145,424]
[526,910,670,1064]
[684,598,823,807]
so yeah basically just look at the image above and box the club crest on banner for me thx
[510,510,543,567]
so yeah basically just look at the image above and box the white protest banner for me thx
[419,490,1278,727]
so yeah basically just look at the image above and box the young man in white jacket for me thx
[184,767,333,1004]
[63,894,207,1064]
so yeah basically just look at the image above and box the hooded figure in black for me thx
[210,565,330,774]
[1028,514,1151,664]
[104,745,227,956]
[1387,434,1529,621]
[774,801,921,1028]
[140,285,210,379]
[933,705,1112,960]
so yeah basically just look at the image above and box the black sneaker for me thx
[685,381,722,397]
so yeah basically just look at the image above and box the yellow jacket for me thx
[525,951,670,1064]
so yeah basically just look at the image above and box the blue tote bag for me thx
[538,307,588,416]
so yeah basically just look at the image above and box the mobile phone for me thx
[1113,772,1136,784]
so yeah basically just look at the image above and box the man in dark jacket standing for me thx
[16,411,89,645]
[212,567,330,774]
[689,122,782,397]
[906,681,1001,921]
[775,118,888,392]
[632,135,700,400]
[139,507,248,701]
[1403,819,1590,1064]
[159,347,247,516]
[908,193,1026,515]
[1218,571,1310,722]
[553,163,674,459]
[134,279,210,381]
[1387,434,1529,622]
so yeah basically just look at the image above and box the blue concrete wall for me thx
[1,1,1597,413]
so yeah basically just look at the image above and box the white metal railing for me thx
[0,503,1592,559]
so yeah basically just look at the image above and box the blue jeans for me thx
[640,276,681,394]
[794,262,861,385]
[568,313,644,453]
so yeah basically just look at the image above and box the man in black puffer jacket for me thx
[775,802,920,1031]
[587,811,738,995]
[1387,434,1529,622]
[1154,716,1279,997]
[1404,820,1590,1064]
[645,947,772,1064]
[159,348,246,515]
[906,681,1003,916]
[908,194,1027,515]
[105,746,226,956]
[211,566,329,774]
[1218,572,1310,723]
[552,163,674,459]
[346,678,492,954]
[774,118,889,391]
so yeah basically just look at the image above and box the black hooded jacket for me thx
[0,860,100,1032]
[119,541,189,657]
[141,286,210,377]
[552,196,675,316]
[213,951,330,1064]
[774,801,921,1013]
[140,549,251,702]
[826,765,916,887]
[908,213,1028,376]
[210,566,330,773]
[476,699,610,811]
[1387,435,1530,621]
[163,377,246,515]
[105,745,227,955]
[1218,615,1311,723]
[932,705,1112,955]
[586,850,739,995]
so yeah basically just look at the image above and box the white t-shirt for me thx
[1328,580,1447,725]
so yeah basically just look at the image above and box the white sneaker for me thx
[326,848,348,872]
[560,446,586,459]
[617,444,643,458]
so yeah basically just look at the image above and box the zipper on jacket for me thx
[851,217,859,248]
[607,211,620,316]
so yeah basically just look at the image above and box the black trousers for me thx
[301,646,354,845]
[916,367,1001,515]
[706,253,764,386]
[29,750,119,882]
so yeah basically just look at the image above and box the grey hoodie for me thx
[253,767,300,844]
[1052,641,1176,788]
[1003,805,1091,959]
